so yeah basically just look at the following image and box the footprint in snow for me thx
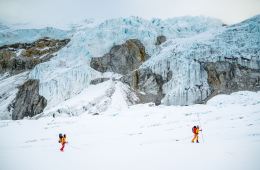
[0,122,9,128]
[128,132,143,136]
[25,139,37,143]
[40,138,51,141]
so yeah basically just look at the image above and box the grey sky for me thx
[0,0,259,28]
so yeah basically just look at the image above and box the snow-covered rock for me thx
[0,72,29,119]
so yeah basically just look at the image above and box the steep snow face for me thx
[142,15,260,105]
[0,26,69,46]
[38,80,139,117]
[0,72,29,119]
[28,16,223,109]
[29,61,101,109]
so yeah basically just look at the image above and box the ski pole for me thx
[197,112,204,143]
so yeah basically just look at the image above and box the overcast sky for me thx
[0,0,259,28]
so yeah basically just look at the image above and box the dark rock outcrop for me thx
[120,68,172,105]
[90,39,149,75]
[90,38,172,105]
[155,35,166,45]
[203,61,260,100]
[10,79,47,120]
[0,38,70,75]
[90,78,110,85]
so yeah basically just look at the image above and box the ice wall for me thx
[142,15,260,105]
[28,16,223,108]
[0,27,69,46]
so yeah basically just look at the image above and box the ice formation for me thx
[142,15,260,105]
[28,16,224,108]
[0,15,259,118]
[0,26,69,46]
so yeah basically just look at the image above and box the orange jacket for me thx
[59,137,67,144]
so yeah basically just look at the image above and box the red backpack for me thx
[192,126,197,134]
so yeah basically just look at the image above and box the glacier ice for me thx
[2,15,259,117]
[0,26,70,46]
[27,16,224,109]
[142,15,260,105]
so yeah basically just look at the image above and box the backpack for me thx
[59,133,63,143]
[192,126,197,133]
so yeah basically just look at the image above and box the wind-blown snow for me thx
[0,91,260,170]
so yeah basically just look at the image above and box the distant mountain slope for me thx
[0,26,70,46]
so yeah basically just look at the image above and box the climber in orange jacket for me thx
[59,134,68,152]
[192,125,202,143]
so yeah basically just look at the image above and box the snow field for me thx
[1,91,260,170]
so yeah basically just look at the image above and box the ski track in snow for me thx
[0,91,260,170]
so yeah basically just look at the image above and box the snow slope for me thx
[0,91,260,170]
[39,80,139,117]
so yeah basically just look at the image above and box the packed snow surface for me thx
[1,91,260,170]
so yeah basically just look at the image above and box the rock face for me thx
[90,39,170,105]
[203,61,260,100]
[10,79,47,120]
[0,38,70,75]
[120,68,172,105]
[90,39,149,75]
[155,35,166,45]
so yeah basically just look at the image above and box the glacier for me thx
[0,15,260,119]
[27,16,224,109]
[0,26,70,46]
[142,15,260,105]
